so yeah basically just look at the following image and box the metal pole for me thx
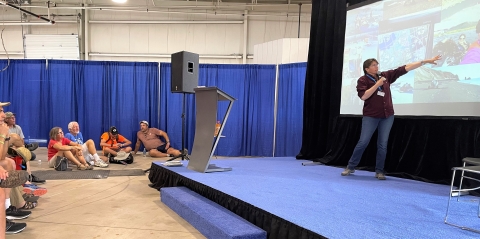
[243,10,248,64]
[182,93,186,160]
[273,64,279,157]
[298,3,302,38]
[0,2,55,24]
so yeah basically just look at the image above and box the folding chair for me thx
[444,165,480,233]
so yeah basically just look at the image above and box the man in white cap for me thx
[133,120,184,158]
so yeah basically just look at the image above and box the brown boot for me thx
[0,171,29,188]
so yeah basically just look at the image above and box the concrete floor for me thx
[9,148,204,239]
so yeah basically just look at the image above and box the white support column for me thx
[273,64,279,157]
[243,10,248,64]
[85,4,90,60]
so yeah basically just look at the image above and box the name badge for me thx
[377,91,385,97]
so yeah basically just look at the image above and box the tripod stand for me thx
[167,93,190,162]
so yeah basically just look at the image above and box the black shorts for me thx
[156,144,167,153]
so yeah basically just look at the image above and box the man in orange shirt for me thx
[99,126,132,159]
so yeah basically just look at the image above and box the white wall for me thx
[0,5,311,64]
[254,38,309,64]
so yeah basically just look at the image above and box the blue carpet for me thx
[155,157,479,239]
[161,187,266,239]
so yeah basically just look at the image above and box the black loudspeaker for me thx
[171,51,199,94]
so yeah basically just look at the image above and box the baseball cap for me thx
[0,102,11,107]
[140,120,149,126]
[5,112,15,118]
[109,126,119,135]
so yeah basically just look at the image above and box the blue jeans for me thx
[347,115,394,173]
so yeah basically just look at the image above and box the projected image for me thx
[378,25,429,70]
[343,35,378,78]
[432,1,480,67]
[345,2,383,35]
[383,0,442,20]
[341,0,480,116]
[391,71,415,104]
[412,63,480,103]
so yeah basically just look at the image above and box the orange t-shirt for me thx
[100,132,127,151]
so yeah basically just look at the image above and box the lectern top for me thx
[194,87,236,102]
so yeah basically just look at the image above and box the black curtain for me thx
[299,0,480,185]
[297,0,347,159]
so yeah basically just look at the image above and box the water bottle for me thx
[143,148,147,157]
[214,120,221,137]
[27,135,30,144]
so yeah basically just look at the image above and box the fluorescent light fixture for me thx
[112,0,127,3]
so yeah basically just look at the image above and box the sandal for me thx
[19,201,37,210]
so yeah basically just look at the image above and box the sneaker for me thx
[6,219,26,234]
[22,193,39,202]
[94,160,109,168]
[25,143,39,151]
[341,168,355,176]
[23,183,48,196]
[29,174,46,184]
[0,170,29,188]
[19,201,37,210]
[6,205,31,220]
[375,173,386,180]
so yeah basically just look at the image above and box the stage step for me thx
[161,187,266,239]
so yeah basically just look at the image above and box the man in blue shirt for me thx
[65,121,108,168]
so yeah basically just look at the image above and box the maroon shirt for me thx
[357,65,408,118]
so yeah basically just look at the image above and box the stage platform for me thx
[148,157,479,239]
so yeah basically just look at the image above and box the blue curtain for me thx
[1,59,305,157]
[159,63,276,157]
[0,60,48,143]
[1,59,159,148]
[275,62,306,157]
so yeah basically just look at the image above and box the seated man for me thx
[1,102,30,235]
[4,112,38,156]
[133,121,184,158]
[64,121,108,168]
[100,126,132,161]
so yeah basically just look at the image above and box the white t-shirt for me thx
[9,125,25,139]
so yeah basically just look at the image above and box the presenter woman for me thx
[341,55,441,180]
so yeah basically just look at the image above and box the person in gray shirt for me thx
[4,112,38,152]
[4,112,44,183]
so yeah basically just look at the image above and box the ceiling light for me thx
[112,0,127,3]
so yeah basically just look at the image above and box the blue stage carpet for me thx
[153,157,478,238]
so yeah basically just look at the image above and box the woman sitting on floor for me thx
[47,127,93,170]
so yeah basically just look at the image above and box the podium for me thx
[188,87,235,173]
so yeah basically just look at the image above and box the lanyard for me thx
[366,74,383,91]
